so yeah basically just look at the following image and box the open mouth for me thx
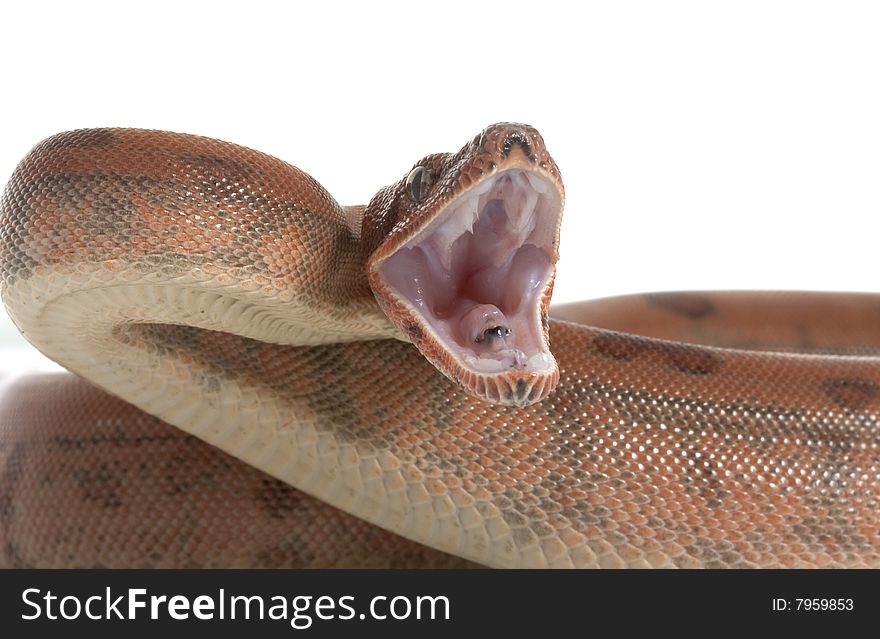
[376,169,561,378]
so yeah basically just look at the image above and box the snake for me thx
[0,123,878,568]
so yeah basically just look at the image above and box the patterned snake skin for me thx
[0,124,878,568]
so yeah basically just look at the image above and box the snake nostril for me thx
[502,131,534,161]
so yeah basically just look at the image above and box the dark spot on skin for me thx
[591,332,645,361]
[406,323,423,343]
[591,331,720,374]
[35,129,116,153]
[821,378,879,410]
[256,478,308,520]
[50,431,182,451]
[254,536,311,568]
[178,152,264,186]
[74,462,124,509]
[516,379,527,396]
[0,443,27,525]
[528,384,540,404]
[646,292,716,319]
[657,343,721,375]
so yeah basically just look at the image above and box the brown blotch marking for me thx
[657,342,721,375]
[74,462,124,509]
[406,323,423,343]
[254,536,312,568]
[821,377,879,410]
[0,443,28,525]
[685,538,749,568]
[35,129,117,153]
[527,382,540,404]
[646,292,716,319]
[256,477,309,520]
[177,152,265,186]
[3,540,30,568]
[591,331,647,362]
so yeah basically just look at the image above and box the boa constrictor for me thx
[0,124,877,568]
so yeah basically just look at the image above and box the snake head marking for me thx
[365,123,564,407]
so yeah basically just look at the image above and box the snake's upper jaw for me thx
[371,163,563,407]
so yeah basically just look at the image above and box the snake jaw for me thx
[371,150,563,407]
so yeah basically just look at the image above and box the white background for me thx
[1,0,878,373]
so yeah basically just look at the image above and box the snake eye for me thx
[405,166,431,203]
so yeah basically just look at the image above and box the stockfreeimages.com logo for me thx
[22,588,451,629]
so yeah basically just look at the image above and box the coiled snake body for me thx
[0,124,878,568]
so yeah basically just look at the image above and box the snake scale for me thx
[0,123,878,568]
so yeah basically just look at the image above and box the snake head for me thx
[366,123,564,407]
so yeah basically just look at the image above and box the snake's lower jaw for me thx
[372,283,560,406]
[459,356,561,407]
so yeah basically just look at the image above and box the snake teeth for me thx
[525,171,550,194]
[410,170,550,277]
[428,196,479,271]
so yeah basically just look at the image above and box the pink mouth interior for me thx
[377,169,560,375]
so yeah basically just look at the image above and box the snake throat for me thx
[377,168,560,404]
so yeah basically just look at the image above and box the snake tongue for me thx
[374,168,561,406]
